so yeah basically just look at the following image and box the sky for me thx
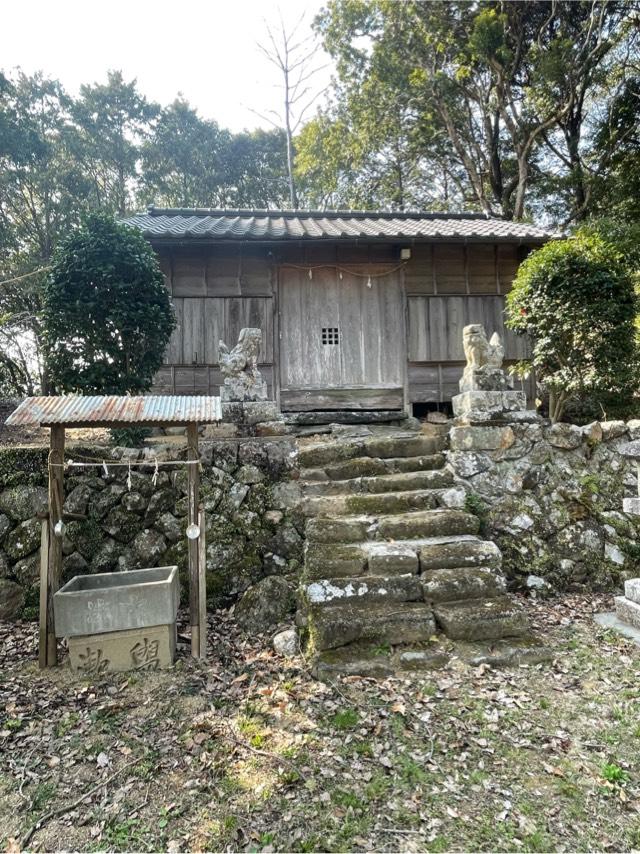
[1,0,333,132]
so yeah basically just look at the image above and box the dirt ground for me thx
[2,595,640,853]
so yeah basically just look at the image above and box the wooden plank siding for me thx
[152,246,275,395]
[405,240,533,404]
[151,241,532,405]
[278,265,405,409]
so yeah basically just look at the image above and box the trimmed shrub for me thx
[506,233,638,422]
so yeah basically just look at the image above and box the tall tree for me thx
[224,129,290,208]
[140,98,231,208]
[311,0,638,221]
[0,72,88,393]
[72,70,157,215]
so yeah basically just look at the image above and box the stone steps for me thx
[311,635,552,680]
[305,508,482,544]
[306,573,424,608]
[304,534,499,580]
[309,601,436,651]
[303,488,444,518]
[301,453,447,482]
[296,429,532,677]
[422,566,507,603]
[297,434,445,469]
[433,597,528,641]
[301,468,453,497]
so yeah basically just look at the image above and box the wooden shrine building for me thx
[125,209,552,415]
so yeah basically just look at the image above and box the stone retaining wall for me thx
[0,439,304,622]
[446,419,640,592]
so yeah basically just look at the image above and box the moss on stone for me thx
[0,447,48,489]
[66,517,104,560]
[21,583,39,621]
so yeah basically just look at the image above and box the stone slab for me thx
[305,574,423,607]
[304,542,368,580]
[377,509,480,540]
[419,538,501,571]
[363,435,441,459]
[54,566,179,637]
[68,623,176,673]
[594,611,640,646]
[434,597,528,641]
[309,601,436,651]
[422,566,506,603]
[367,542,419,575]
[624,578,640,604]
[452,391,526,417]
[449,425,516,452]
[305,516,370,544]
[623,497,640,516]
[615,595,640,629]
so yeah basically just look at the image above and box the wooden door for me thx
[278,267,405,409]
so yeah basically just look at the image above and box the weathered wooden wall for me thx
[403,243,532,404]
[152,246,275,395]
[151,240,531,405]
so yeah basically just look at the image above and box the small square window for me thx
[322,327,339,345]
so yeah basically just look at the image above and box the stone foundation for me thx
[446,418,640,592]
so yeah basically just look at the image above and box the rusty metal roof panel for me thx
[123,208,554,243]
[5,395,222,427]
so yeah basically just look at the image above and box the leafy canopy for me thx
[506,233,638,422]
[43,214,175,394]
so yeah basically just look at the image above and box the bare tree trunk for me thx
[284,69,299,208]
[255,14,326,210]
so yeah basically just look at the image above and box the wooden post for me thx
[198,505,207,660]
[42,424,65,668]
[38,520,49,669]
[186,423,201,658]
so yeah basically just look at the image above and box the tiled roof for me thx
[124,208,552,243]
[6,395,222,427]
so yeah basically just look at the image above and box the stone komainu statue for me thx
[219,327,262,381]
[460,323,509,392]
[218,327,267,401]
[462,324,504,371]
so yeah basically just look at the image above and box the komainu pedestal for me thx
[452,324,526,420]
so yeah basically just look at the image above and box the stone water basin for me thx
[54,566,179,673]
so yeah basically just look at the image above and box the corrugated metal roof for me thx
[124,208,553,243]
[5,395,222,427]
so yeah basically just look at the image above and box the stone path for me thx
[297,431,531,677]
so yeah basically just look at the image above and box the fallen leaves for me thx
[1,596,640,852]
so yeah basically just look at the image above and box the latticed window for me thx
[322,327,339,345]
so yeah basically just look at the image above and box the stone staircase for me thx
[297,430,531,678]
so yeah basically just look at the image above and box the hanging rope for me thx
[279,261,408,280]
